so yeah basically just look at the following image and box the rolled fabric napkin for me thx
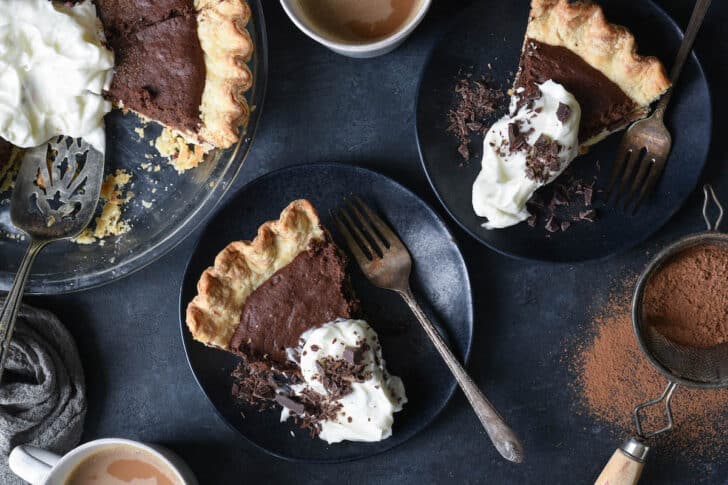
[0,299,86,484]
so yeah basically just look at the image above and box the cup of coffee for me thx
[8,438,197,485]
[280,0,432,58]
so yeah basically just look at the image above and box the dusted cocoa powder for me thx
[643,244,728,348]
[571,284,728,454]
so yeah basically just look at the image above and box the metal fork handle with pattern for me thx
[400,286,524,463]
[334,197,524,464]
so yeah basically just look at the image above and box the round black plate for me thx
[416,0,711,262]
[179,163,473,462]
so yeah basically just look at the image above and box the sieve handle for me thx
[594,438,649,485]
[702,184,724,231]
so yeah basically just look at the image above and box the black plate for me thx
[416,0,711,262]
[179,163,473,462]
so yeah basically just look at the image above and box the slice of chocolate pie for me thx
[186,200,407,442]
[96,0,254,150]
[514,0,671,146]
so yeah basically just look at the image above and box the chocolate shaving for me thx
[578,209,597,222]
[446,73,506,160]
[545,215,560,233]
[275,394,305,415]
[525,135,562,184]
[556,102,571,123]
[343,345,364,365]
[231,357,302,411]
[508,122,528,152]
[551,186,569,207]
[583,186,593,206]
[317,356,371,398]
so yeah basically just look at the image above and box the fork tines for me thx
[332,196,401,263]
[606,139,667,214]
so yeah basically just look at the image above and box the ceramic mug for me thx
[279,0,432,58]
[8,438,198,485]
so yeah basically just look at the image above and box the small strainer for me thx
[596,185,727,485]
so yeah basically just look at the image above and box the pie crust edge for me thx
[186,199,325,349]
[195,0,255,150]
[526,0,671,109]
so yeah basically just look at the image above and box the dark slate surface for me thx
[26,1,728,483]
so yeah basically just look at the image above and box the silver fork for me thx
[606,0,712,213]
[333,197,524,463]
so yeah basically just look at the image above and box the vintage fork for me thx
[333,197,524,463]
[606,0,712,213]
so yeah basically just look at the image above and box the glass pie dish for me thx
[0,0,268,294]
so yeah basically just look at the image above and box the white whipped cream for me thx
[281,319,407,444]
[0,0,114,153]
[472,80,581,229]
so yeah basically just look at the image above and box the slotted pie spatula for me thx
[0,136,104,382]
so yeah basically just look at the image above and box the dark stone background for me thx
[27,1,728,483]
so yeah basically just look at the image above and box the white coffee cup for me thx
[279,0,432,58]
[8,438,198,485]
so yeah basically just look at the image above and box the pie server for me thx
[0,136,104,382]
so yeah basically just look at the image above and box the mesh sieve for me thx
[630,185,726,439]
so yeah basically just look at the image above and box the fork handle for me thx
[399,287,524,463]
[0,239,47,384]
[655,0,712,118]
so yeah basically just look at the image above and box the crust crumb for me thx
[74,169,134,245]
[155,127,209,173]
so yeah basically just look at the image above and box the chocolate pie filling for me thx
[105,14,206,137]
[515,39,638,142]
[95,0,195,40]
[230,241,359,364]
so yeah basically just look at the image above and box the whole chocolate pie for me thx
[514,0,671,146]
[96,0,254,150]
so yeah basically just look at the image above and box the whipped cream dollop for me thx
[281,319,407,444]
[472,80,581,229]
[0,0,114,153]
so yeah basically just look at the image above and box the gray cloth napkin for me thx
[0,300,86,484]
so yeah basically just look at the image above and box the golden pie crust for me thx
[195,0,255,149]
[186,200,325,349]
[525,0,670,109]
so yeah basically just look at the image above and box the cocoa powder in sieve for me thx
[571,284,728,454]
[643,244,728,348]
